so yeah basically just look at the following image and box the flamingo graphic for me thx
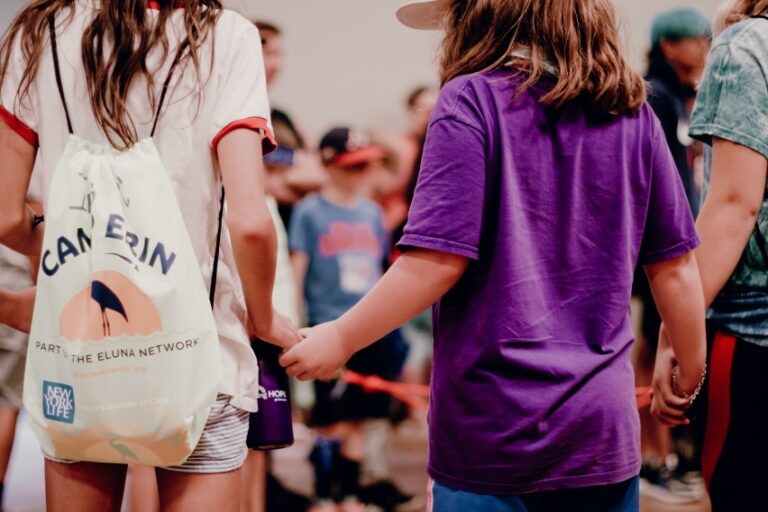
[109,435,139,463]
[91,280,128,337]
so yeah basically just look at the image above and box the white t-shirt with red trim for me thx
[0,2,276,412]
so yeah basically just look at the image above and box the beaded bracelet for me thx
[671,363,707,406]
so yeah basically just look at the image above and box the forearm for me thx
[336,249,468,353]
[695,198,757,307]
[229,212,278,330]
[0,205,44,258]
[646,253,707,376]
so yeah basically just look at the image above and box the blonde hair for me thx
[439,0,646,117]
[722,0,768,27]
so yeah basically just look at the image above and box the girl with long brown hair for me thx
[280,1,708,510]
[0,0,300,510]
[652,0,768,509]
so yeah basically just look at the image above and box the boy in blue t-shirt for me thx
[289,127,408,511]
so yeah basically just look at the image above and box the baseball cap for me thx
[319,128,386,168]
[396,0,451,30]
[651,8,712,47]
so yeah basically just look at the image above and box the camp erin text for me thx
[41,214,178,277]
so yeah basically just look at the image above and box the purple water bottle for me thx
[246,339,294,450]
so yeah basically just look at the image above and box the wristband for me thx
[31,214,44,229]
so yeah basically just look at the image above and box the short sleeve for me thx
[288,200,312,254]
[398,82,486,260]
[639,123,701,265]
[0,36,38,147]
[689,42,768,158]
[209,18,275,157]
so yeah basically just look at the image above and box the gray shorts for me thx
[45,394,250,473]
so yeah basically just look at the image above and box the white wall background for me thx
[2,0,727,143]
[226,0,724,142]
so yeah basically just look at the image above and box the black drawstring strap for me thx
[150,41,189,137]
[209,189,225,307]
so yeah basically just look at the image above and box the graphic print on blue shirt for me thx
[289,194,388,325]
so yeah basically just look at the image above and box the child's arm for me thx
[280,248,468,380]
[0,118,42,257]
[651,138,766,426]
[694,138,766,308]
[290,251,309,326]
[644,252,706,425]
[218,130,301,350]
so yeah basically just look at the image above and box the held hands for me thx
[249,308,303,351]
[650,325,706,427]
[279,321,352,381]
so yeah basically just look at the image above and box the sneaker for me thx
[639,464,704,504]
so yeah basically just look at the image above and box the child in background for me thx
[289,128,407,512]
[281,1,707,511]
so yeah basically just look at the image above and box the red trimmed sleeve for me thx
[0,105,38,147]
[211,116,277,158]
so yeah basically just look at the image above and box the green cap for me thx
[651,8,712,47]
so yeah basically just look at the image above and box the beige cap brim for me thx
[396,0,450,30]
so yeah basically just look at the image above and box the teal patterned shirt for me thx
[690,16,768,345]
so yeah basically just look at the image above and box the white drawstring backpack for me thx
[23,16,223,466]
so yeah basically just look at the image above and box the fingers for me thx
[650,381,690,426]
[279,346,298,369]
[651,401,689,426]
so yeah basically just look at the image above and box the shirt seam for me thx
[689,123,768,160]
[429,115,485,136]
[399,233,479,259]
[639,234,700,265]
[211,116,276,157]
[428,459,640,494]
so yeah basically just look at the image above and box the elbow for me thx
[228,215,276,245]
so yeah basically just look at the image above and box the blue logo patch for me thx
[42,381,75,424]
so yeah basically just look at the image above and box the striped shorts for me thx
[45,394,250,473]
[165,394,249,473]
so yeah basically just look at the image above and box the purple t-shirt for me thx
[399,70,699,495]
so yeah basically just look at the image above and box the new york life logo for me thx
[42,381,75,424]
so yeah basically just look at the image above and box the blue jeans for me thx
[430,477,639,512]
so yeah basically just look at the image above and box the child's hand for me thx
[650,325,690,427]
[250,309,302,351]
[279,321,352,381]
